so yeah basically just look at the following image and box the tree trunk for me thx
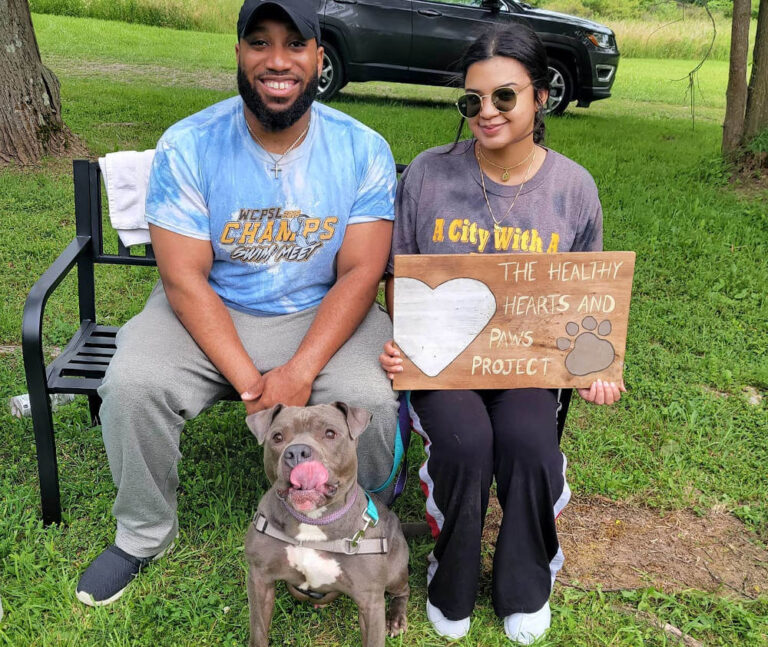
[722,0,752,156]
[744,0,768,142]
[0,0,78,166]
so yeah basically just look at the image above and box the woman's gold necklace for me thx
[245,117,311,179]
[476,143,537,228]
[478,145,535,182]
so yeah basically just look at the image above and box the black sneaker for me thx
[76,543,171,606]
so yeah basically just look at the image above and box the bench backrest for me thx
[74,159,157,267]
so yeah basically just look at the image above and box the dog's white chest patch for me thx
[295,524,327,542]
[286,546,341,589]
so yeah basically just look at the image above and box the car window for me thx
[426,0,483,6]
[423,0,510,10]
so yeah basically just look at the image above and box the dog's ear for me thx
[332,402,372,439]
[246,404,285,445]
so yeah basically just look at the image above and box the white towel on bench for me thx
[98,149,156,247]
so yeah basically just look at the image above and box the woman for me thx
[380,24,625,644]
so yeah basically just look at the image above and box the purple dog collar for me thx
[282,486,358,526]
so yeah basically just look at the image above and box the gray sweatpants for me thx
[98,283,399,558]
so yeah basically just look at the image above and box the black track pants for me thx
[410,388,569,620]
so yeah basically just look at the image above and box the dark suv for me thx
[317,0,619,114]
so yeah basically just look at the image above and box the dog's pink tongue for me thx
[290,461,329,491]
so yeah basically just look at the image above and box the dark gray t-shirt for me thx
[387,140,602,273]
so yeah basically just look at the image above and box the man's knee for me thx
[356,434,396,496]
[323,373,398,421]
[354,393,399,491]
[99,352,175,407]
[358,386,398,424]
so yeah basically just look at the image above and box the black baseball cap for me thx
[237,0,321,43]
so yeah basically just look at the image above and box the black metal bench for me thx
[22,159,572,527]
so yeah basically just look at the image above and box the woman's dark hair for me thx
[452,22,549,146]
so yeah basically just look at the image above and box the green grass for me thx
[32,13,236,72]
[1,13,767,647]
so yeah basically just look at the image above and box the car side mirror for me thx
[482,0,503,12]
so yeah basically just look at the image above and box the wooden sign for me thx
[392,251,635,390]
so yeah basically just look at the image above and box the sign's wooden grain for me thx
[392,251,635,390]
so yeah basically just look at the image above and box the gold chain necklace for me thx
[476,144,537,228]
[245,117,311,179]
[478,145,535,182]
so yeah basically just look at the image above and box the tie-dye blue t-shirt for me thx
[145,97,396,316]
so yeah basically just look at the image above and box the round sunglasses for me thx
[455,83,532,119]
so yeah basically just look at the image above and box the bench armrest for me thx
[22,236,93,382]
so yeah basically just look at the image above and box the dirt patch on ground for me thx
[482,495,768,599]
[730,152,768,199]
[44,56,235,92]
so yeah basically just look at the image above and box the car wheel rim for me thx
[547,66,566,112]
[319,53,334,95]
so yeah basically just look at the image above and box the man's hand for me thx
[239,375,265,416]
[241,362,314,415]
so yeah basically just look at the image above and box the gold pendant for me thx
[501,170,510,182]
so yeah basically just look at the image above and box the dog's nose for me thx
[284,444,313,469]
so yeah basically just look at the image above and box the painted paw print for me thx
[557,316,615,376]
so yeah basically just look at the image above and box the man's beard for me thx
[238,67,318,132]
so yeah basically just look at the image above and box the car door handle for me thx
[333,0,357,4]
[418,8,442,16]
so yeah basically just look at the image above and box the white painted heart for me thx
[393,278,496,378]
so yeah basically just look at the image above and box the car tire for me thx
[317,42,345,102]
[546,59,573,116]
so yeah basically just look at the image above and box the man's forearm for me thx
[163,279,261,395]
[288,267,381,380]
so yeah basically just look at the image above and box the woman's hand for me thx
[379,339,403,381]
[577,379,626,405]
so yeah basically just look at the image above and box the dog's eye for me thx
[324,429,336,440]
[272,432,283,443]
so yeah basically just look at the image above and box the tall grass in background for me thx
[610,14,756,59]
[528,0,753,60]
[29,0,756,61]
[30,0,242,33]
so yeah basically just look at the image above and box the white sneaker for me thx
[503,601,551,644]
[426,599,470,639]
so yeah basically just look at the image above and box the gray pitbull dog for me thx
[245,402,410,647]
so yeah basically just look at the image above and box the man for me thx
[76,0,399,606]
